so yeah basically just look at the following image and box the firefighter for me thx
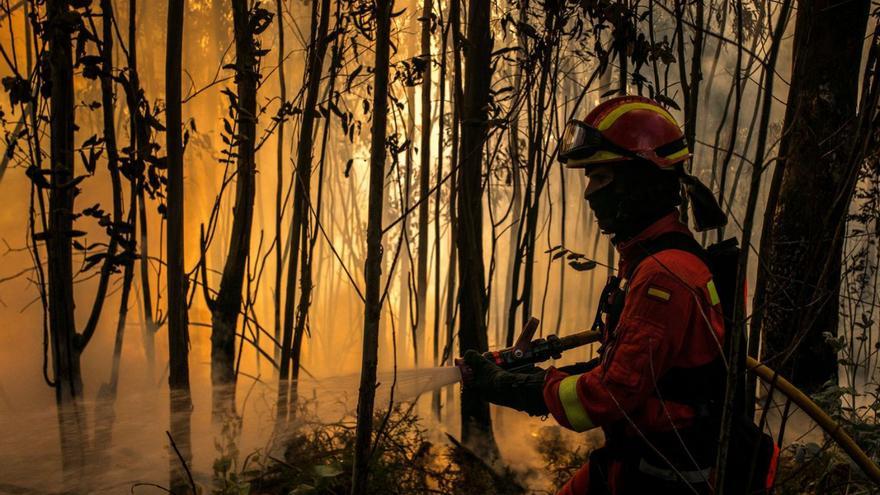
[463,96,733,494]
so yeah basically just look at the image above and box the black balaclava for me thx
[586,159,683,243]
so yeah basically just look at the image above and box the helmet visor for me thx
[559,120,604,164]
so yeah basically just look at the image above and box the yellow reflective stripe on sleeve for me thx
[707,280,721,306]
[597,102,678,131]
[647,286,671,301]
[558,375,593,432]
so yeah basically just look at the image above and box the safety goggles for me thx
[558,120,639,164]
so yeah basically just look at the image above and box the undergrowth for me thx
[210,405,527,495]
[203,399,879,494]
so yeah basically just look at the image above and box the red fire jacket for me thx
[543,212,726,494]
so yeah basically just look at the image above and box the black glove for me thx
[462,350,549,417]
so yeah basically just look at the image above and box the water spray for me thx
[454,317,599,386]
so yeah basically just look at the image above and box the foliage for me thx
[532,425,591,489]
[213,416,255,495]
[215,406,527,495]
[774,444,880,494]
[546,245,599,272]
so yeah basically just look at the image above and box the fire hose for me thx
[456,318,880,485]
[745,358,880,485]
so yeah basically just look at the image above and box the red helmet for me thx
[559,96,690,169]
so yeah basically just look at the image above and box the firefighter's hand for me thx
[462,350,549,417]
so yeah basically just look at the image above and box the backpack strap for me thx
[590,232,709,343]
[623,231,709,281]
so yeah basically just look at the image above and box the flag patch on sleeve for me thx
[646,286,671,301]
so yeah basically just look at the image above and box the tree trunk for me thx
[415,0,433,370]
[211,0,260,420]
[45,0,88,486]
[441,0,462,416]
[432,0,449,418]
[123,0,159,381]
[92,0,136,472]
[401,84,415,363]
[457,0,498,457]
[166,0,193,492]
[713,5,792,487]
[501,0,525,345]
[753,0,869,394]
[350,0,392,491]
[274,0,286,366]
[277,0,331,425]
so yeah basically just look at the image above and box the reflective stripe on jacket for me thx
[543,212,726,493]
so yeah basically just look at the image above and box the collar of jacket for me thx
[616,211,693,277]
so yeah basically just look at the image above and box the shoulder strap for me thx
[624,231,709,280]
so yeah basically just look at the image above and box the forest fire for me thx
[1,0,880,494]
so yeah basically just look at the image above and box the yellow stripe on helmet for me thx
[566,149,625,168]
[597,102,679,131]
[558,375,594,432]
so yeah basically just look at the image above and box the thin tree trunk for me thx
[274,0,286,366]
[432,0,448,418]
[415,0,433,366]
[457,0,498,456]
[506,1,559,347]
[277,0,331,425]
[211,0,260,420]
[715,0,745,242]
[127,0,159,380]
[350,0,393,491]
[92,0,136,471]
[443,0,462,423]
[502,0,525,346]
[714,0,790,488]
[166,0,193,492]
[400,85,415,362]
